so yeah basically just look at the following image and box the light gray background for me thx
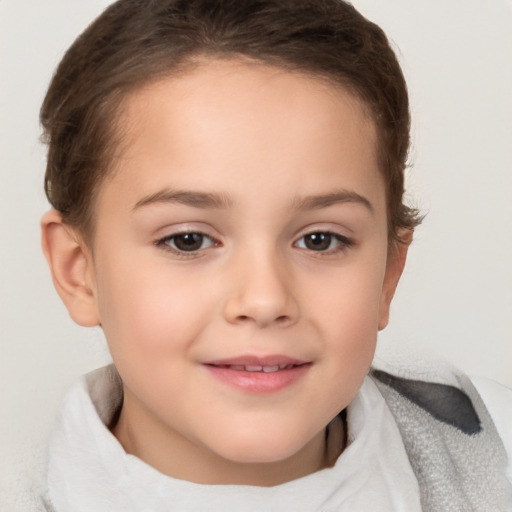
[1,0,511,503]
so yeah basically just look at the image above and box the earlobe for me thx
[378,229,412,331]
[41,210,100,327]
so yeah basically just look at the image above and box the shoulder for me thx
[470,376,512,481]
[369,360,512,509]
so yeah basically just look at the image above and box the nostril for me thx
[235,314,290,325]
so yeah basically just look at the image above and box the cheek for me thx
[305,255,386,367]
[309,256,386,330]
[94,255,215,362]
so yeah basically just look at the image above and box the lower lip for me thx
[203,364,311,393]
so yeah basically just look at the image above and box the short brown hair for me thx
[41,0,422,242]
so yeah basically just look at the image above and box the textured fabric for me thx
[42,366,421,511]
[33,363,512,511]
[371,368,512,512]
[471,376,512,484]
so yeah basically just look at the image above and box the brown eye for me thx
[173,233,205,251]
[303,233,332,251]
[158,232,215,252]
[295,232,351,252]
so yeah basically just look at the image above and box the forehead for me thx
[102,60,384,216]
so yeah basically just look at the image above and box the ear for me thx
[41,210,100,327]
[378,229,412,331]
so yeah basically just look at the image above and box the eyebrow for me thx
[133,187,373,214]
[133,189,233,210]
[293,190,374,214]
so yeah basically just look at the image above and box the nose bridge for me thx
[223,241,298,327]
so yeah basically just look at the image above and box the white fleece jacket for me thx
[14,364,512,511]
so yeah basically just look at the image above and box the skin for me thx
[41,60,409,486]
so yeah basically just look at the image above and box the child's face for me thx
[65,61,406,483]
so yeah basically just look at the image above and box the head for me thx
[41,0,419,244]
[41,0,421,485]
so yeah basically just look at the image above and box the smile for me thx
[211,364,299,372]
[202,356,311,393]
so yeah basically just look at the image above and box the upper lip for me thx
[202,355,309,367]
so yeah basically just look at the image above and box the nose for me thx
[223,249,299,328]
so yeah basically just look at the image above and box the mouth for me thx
[208,363,302,373]
[202,355,311,393]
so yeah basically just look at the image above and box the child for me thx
[36,0,511,510]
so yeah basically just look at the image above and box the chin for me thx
[209,428,316,465]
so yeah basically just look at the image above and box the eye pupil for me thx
[174,233,204,251]
[305,233,331,251]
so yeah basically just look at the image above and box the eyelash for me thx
[154,231,220,258]
[154,230,353,257]
[294,231,353,255]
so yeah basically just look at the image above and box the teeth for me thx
[226,364,295,372]
[245,365,263,372]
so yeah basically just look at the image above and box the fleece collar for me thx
[44,365,421,511]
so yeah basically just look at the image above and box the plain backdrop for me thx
[1,0,511,504]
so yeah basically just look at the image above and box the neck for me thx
[112,388,344,486]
